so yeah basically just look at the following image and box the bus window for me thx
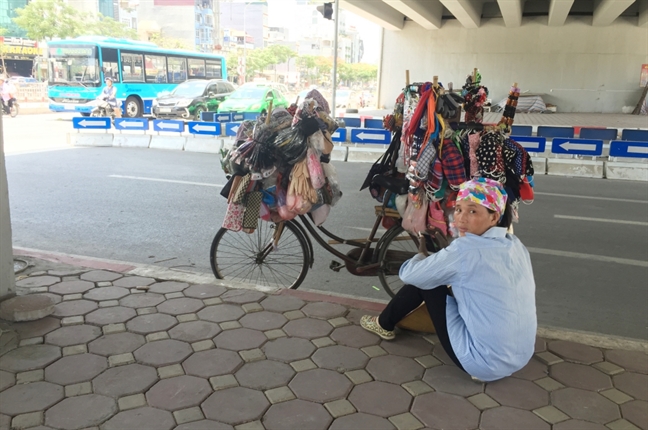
[188,59,206,79]
[101,48,120,82]
[121,53,144,82]
[145,55,167,83]
[167,57,187,83]
[205,60,222,79]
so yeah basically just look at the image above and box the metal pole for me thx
[331,0,340,118]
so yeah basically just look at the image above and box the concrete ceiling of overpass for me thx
[340,0,645,31]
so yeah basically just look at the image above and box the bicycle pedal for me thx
[329,260,344,272]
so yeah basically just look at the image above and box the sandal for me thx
[360,315,395,340]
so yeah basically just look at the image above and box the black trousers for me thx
[378,284,465,371]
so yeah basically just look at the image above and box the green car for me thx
[153,79,236,120]
[217,85,289,114]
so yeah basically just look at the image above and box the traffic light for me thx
[317,3,334,20]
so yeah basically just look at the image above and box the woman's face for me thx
[106,80,112,87]
[454,200,499,237]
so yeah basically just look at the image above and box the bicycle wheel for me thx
[376,225,423,298]
[210,221,309,290]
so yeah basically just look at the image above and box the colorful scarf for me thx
[456,178,508,218]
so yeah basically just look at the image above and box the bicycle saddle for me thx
[371,175,409,195]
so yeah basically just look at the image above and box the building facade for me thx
[219,1,268,50]
[0,0,28,37]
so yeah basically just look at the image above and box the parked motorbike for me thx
[1,98,19,118]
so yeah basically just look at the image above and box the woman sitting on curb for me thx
[361,178,537,382]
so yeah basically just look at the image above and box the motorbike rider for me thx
[0,77,17,115]
[98,76,117,114]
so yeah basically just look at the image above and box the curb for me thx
[12,247,648,352]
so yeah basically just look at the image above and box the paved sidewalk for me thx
[0,256,646,430]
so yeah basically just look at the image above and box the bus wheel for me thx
[125,96,142,117]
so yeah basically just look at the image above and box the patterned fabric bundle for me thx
[462,71,489,124]
[497,84,520,132]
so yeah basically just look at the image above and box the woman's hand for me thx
[417,232,429,257]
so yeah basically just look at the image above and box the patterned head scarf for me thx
[456,177,507,218]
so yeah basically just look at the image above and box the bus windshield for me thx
[47,45,101,87]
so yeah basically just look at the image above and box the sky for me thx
[266,0,381,64]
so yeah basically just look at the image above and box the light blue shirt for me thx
[399,227,537,381]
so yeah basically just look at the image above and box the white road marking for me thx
[535,192,648,204]
[5,147,77,156]
[527,247,648,268]
[553,215,648,226]
[109,175,223,188]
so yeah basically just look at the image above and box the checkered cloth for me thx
[441,139,467,188]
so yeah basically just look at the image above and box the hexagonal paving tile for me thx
[169,321,222,342]
[148,281,189,294]
[433,344,457,365]
[605,349,648,374]
[202,387,270,425]
[175,420,234,430]
[0,381,63,415]
[551,387,620,424]
[312,345,369,372]
[239,311,288,331]
[53,299,98,317]
[88,332,146,356]
[126,313,178,334]
[0,331,17,356]
[157,298,205,315]
[614,372,648,401]
[0,345,61,372]
[134,339,192,367]
[346,309,379,325]
[197,304,245,323]
[553,420,608,430]
[45,394,117,429]
[348,381,412,418]
[367,355,424,385]
[511,357,548,381]
[330,325,380,348]
[283,318,333,339]
[45,324,102,347]
[85,306,137,325]
[289,368,352,402]
[548,340,604,364]
[260,295,305,312]
[49,280,95,295]
[183,284,227,299]
[45,353,107,385]
[220,289,266,304]
[381,332,433,358]
[301,302,347,320]
[0,370,14,391]
[550,362,612,391]
[182,349,243,378]
[214,328,267,351]
[16,275,60,288]
[235,360,295,390]
[263,399,332,430]
[485,377,549,410]
[480,406,550,430]
[83,286,130,301]
[147,376,212,411]
[112,276,156,288]
[329,413,395,430]
[263,337,316,363]
[620,400,648,430]
[80,270,122,282]
[102,407,175,430]
[12,316,60,338]
[422,365,481,397]
[412,392,480,430]
[93,363,158,397]
[119,292,166,308]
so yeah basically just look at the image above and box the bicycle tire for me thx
[376,225,423,298]
[210,221,310,290]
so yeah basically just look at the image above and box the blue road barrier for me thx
[152,119,185,133]
[72,117,111,129]
[225,122,241,137]
[213,113,232,123]
[188,122,221,135]
[538,126,574,139]
[511,125,533,136]
[201,112,216,122]
[342,118,361,128]
[579,128,618,140]
[331,128,347,142]
[232,112,245,122]
[621,129,648,142]
[364,119,383,129]
[511,136,546,153]
[114,118,148,131]
[551,138,603,156]
[350,128,390,145]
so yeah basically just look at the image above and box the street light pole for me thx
[331,0,339,118]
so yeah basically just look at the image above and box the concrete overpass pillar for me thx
[384,0,443,30]
[439,0,482,28]
[548,0,574,26]
[341,0,405,30]
[497,0,525,27]
[0,114,15,299]
[592,0,635,26]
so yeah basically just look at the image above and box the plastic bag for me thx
[310,204,330,226]
[322,163,342,206]
[276,185,296,221]
[306,148,325,189]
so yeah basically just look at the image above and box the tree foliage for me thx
[13,0,135,40]
[0,28,7,36]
